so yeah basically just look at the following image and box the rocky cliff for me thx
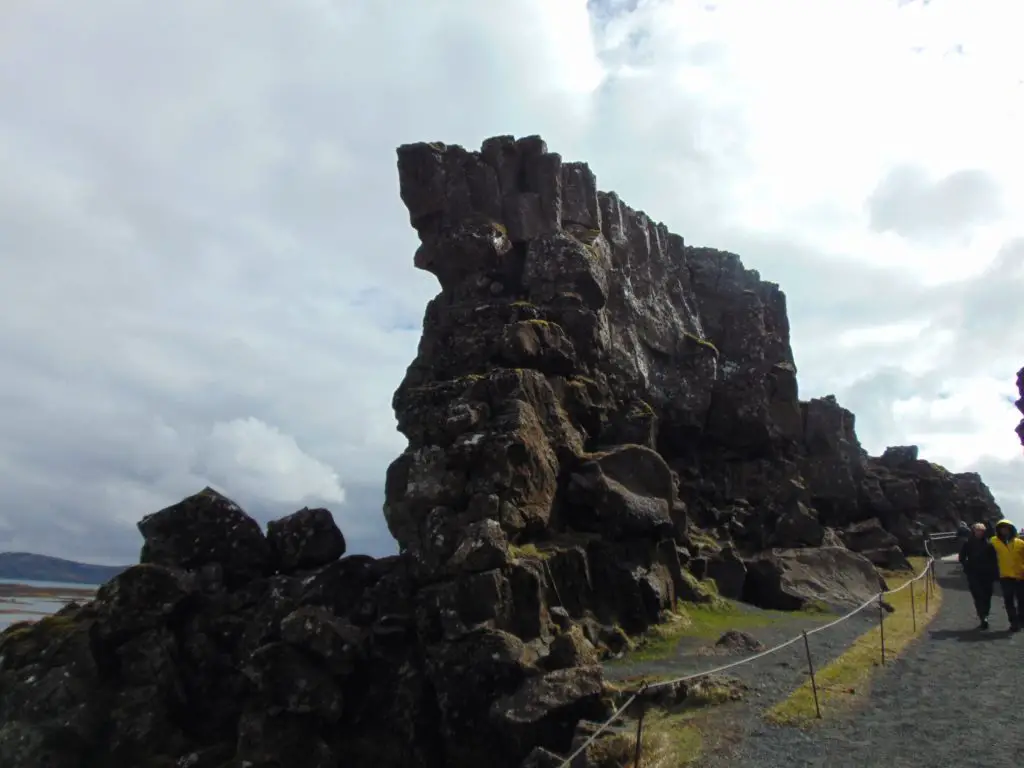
[0,135,1002,768]
[1016,366,1024,447]
[387,135,999,588]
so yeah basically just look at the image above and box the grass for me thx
[617,599,828,664]
[682,332,720,355]
[593,676,748,767]
[765,556,940,726]
[508,543,553,560]
[587,711,704,768]
[688,529,721,552]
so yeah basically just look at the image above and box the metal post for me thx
[633,705,646,768]
[878,593,886,665]
[802,631,822,719]
[925,568,930,614]
[910,580,917,632]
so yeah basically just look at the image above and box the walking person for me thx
[989,519,1024,631]
[957,520,971,542]
[959,522,998,629]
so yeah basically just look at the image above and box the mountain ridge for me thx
[0,551,128,585]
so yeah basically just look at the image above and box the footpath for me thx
[717,560,1021,768]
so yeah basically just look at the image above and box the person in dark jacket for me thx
[960,522,998,629]
[957,520,971,543]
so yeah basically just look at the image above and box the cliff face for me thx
[0,136,1003,768]
[386,135,999,591]
[1016,366,1024,447]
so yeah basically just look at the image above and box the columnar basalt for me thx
[1016,366,1024,447]
[0,135,1004,768]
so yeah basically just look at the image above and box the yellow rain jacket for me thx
[990,519,1024,579]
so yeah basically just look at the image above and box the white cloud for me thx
[866,166,1004,243]
[0,0,1023,563]
[200,418,346,505]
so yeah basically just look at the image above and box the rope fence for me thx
[557,536,945,768]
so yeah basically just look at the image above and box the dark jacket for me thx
[960,534,999,582]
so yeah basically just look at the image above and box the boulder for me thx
[489,666,610,758]
[713,630,765,654]
[243,642,345,721]
[279,606,367,676]
[520,746,564,768]
[773,501,824,548]
[564,445,676,541]
[878,445,919,467]
[137,487,271,587]
[267,507,347,573]
[743,547,886,611]
[545,625,599,670]
[860,546,913,571]
[840,518,898,553]
[704,546,747,600]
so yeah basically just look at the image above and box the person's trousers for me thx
[999,577,1024,626]
[967,573,993,619]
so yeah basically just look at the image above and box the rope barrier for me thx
[555,537,946,767]
[556,693,638,767]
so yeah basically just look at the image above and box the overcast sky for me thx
[1,0,1022,566]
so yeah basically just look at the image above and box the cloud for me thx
[1,0,1023,565]
[866,165,1003,243]
[199,418,345,505]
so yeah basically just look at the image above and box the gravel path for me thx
[601,597,881,763]
[708,561,1021,768]
[604,602,878,694]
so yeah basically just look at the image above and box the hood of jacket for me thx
[995,519,1018,538]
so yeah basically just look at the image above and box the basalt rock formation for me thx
[1016,366,1024,447]
[386,135,998,590]
[0,135,1003,768]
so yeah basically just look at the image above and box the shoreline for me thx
[0,583,97,599]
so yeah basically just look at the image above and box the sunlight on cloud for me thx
[202,417,346,504]
[610,0,1024,284]
[838,321,930,348]
[894,376,1023,464]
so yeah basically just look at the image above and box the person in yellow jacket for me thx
[990,519,1024,631]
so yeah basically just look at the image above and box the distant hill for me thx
[0,552,128,585]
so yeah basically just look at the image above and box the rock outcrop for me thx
[0,135,1003,768]
[744,547,888,611]
[387,135,999,602]
[1016,366,1024,447]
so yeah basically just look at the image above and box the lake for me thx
[0,577,98,631]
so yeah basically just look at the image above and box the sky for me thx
[0,0,1022,566]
